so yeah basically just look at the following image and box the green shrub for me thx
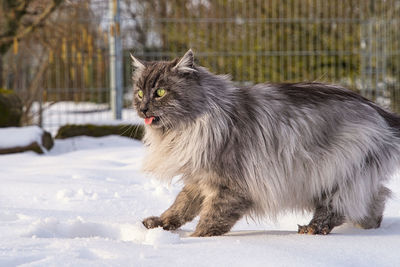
[0,89,22,127]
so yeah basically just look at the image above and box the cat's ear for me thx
[173,49,196,73]
[130,53,145,72]
[130,53,145,80]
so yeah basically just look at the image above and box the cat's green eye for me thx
[138,90,143,98]
[156,88,165,97]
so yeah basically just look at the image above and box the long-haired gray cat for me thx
[132,49,400,236]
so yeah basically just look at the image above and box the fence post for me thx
[38,86,43,127]
[109,0,123,120]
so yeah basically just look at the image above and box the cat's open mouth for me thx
[144,116,160,125]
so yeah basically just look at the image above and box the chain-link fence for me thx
[2,0,400,134]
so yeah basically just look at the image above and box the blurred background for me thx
[1,0,400,134]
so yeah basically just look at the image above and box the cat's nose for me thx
[140,107,148,115]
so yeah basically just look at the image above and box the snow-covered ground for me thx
[1,135,400,266]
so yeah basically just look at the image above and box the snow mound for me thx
[119,223,180,246]
[0,211,19,222]
[24,218,180,246]
[144,227,180,246]
[56,188,99,202]
[0,126,44,149]
[24,217,120,239]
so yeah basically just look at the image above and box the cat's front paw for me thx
[297,224,331,235]
[160,216,181,231]
[142,216,163,229]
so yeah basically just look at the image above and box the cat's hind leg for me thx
[143,182,204,231]
[355,186,391,229]
[298,205,345,235]
[191,185,252,237]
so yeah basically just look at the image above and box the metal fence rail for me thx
[2,0,400,134]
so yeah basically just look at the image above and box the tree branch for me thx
[0,0,63,54]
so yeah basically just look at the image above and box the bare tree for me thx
[0,0,63,88]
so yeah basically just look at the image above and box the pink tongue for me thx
[144,117,155,125]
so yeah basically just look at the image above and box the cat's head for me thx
[131,49,206,129]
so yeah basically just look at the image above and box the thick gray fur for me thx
[133,50,400,236]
